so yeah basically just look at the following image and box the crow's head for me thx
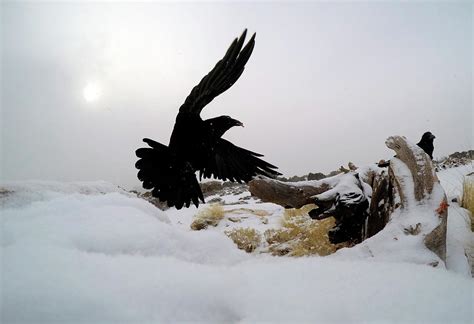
[421,131,436,141]
[219,115,244,128]
[208,115,244,137]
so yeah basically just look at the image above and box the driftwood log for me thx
[250,172,371,244]
[385,136,437,203]
[249,177,333,209]
[249,135,448,263]
[385,136,447,262]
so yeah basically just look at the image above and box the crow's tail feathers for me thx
[135,138,204,209]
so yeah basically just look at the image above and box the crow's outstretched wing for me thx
[135,138,204,209]
[199,139,281,182]
[179,29,255,116]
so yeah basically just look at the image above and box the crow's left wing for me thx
[179,29,255,116]
[199,139,281,182]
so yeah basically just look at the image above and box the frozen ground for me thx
[1,165,473,323]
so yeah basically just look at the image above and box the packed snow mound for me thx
[4,252,472,323]
[1,180,130,209]
[2,180,473,323]
[437,164,473,200]
[437,164,474,275]
[1,181,246,265]
[446,203,473,276]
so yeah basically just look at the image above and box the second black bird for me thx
[417,131,436,160]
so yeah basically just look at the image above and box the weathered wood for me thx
[385,136,438,203]
[367,171,394,238]
[386,136,447,263]
[249,173,370,244]
[424,196,448,262]
[249,136,448,263]
[248,176,332,209]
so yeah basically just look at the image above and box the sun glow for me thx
[83,82,102,103]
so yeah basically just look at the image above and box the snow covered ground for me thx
[1,166,473,323]
[438,164,474,276]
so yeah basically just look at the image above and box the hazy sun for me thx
[83,82,102,103]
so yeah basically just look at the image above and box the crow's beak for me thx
[236,121,244,127]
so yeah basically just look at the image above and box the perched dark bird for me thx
[377,131,436,167]
[417,131,435,159]
[135,30,281,209]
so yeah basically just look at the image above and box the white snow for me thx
[390,157,418,208]
[313,172,366,203]
[1,177,473,323]
[438,164,474,277]
[446,203,473,276]
[437,164,473,201]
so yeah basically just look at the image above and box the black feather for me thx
[417,131,435,160]
[135,30,280,209]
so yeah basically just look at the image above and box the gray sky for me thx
[1,1,472,188]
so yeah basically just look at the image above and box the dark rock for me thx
[307,172,326,181]
[139,191,169,210]
[200,181,224,197]
[207,197,223,204]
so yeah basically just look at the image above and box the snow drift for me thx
[1,180,472,323]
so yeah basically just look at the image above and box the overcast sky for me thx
[1,1,472,188]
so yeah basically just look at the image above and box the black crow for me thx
[417,131,435,159]
[135,30,281,209]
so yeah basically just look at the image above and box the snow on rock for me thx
[313,172,367,203]
[385,136,438,203]
[332,205,444,265]
[390,157,417,208]
[291,172,344,189]
[334,155,448,267]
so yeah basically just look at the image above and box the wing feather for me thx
[201,139,281,182]
[135,139,204,209]
[179,30,256,115]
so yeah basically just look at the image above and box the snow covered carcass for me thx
[249,135,448,264]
